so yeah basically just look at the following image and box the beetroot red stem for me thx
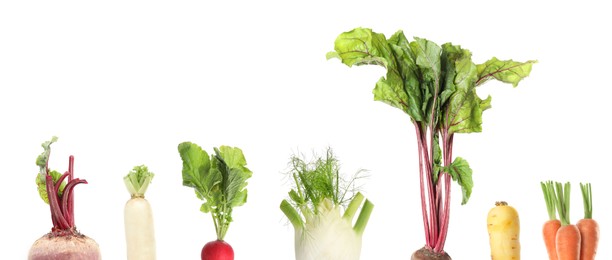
[414,122,431,246]
[61,178,87,226]
[68,155,75,226]
[54,172,69,198]
[45,155,87,233]
[45,175,70,229]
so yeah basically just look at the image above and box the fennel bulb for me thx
[280,149,373,260]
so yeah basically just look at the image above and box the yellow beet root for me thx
[487,201,520,260]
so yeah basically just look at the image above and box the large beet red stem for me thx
[61,178,87,226]
[45,155,87,234]
[46,175,70,229]
[67,155,75,226]
[54,172,70,198]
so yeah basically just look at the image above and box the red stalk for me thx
[415,122,431,246]
[416,112,457,253]
[46,175,70,229]
[434,131,454,252]
[54,173,69,199]
[44,155,87,235]
[68,156,75,226]
[61,178,88,226]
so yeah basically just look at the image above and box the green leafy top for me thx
[124,165,155,198]
[554,182,572,226]
[580,182,593,219]
[178,142,252,240]
[327,28,536,134]
[279,148,373,235]
[286,148,362,213]
[35,136,65,204]
[541,181,558,221]
[441,157,473,205]
[36,136,58,171]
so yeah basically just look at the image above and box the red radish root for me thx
[201,240,234,260]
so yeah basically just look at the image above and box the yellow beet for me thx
[487,201,520,260]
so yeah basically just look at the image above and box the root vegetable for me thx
[543,221,562,260]
[178,142,252,260]
[124,165,156,260]
[410,247,451,260]
[29,234,101,260]
[201,240,234,260]
[29,137,101,260]
[577,183,599,260]
[553,182,580,260]
[541,181,560,260]
[487,201,520,260]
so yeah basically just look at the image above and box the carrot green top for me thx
[553,182,571,226]
[580,182,593,219]
[540,181,557,221]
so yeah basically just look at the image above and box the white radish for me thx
[123,165,156,260]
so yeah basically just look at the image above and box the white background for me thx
[1,0,610,259]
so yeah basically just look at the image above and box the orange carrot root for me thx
[543,219,561,260]
[555,224,580,260]
[576,218,599,260]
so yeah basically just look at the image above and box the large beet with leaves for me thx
[328,27,535,259]
[28,137,101,260]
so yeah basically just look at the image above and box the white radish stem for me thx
[124,165,156,260]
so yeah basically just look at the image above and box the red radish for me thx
[201,240,234,260]
[178,143,252,260]
[29,137,101,260]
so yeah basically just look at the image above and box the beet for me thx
[28,230,101,260]
[411,246,452,260]
[31,140,101,259]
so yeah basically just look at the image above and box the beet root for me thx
[28,232,101,260]
[411,247,451,260]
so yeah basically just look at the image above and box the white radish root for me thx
[125,196,157,260]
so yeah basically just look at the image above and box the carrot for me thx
[543,220,561,259]
[577,183,599,260]
[555,225,581,260]
[541,181,560,260]
[553,182,580,260]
